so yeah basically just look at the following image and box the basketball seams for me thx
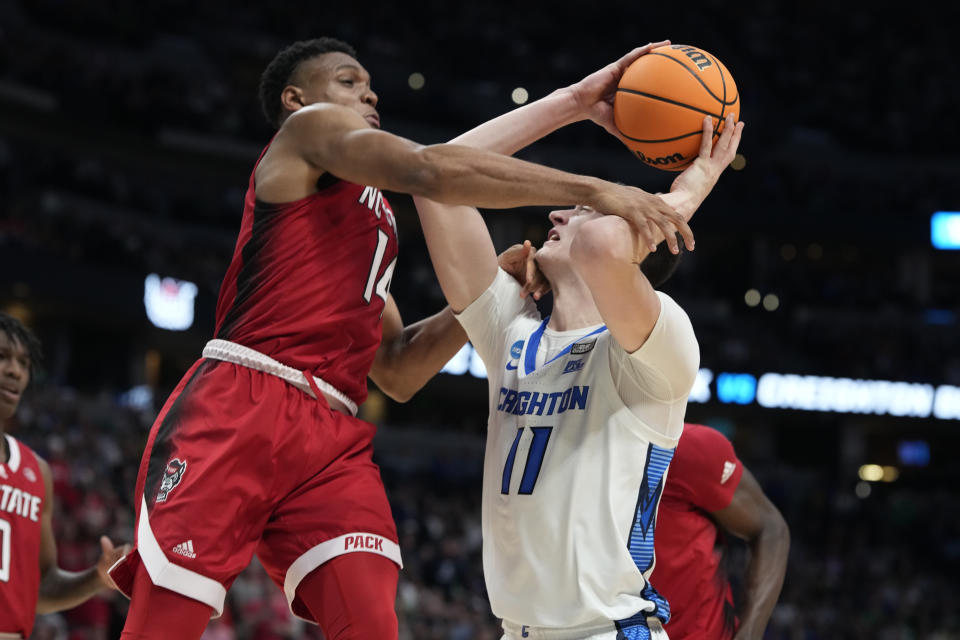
[619,129,711,144]
[645,51,738,106]
[709,50,726,142]
[615,88,724,120]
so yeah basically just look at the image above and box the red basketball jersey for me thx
[0,435,46,638]
[655,423,743,640]
[215,150,399,407]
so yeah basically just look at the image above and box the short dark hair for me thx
[640,234,684,288]
[0,312,42,377]
[258,37,358,129]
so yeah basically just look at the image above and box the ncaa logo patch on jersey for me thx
[23,467,37,483]
[505,340,524,371]
[157,458,187,503]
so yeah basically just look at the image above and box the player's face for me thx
[0,332,29,420]
[297,52,380,128]
[537,205,603,264]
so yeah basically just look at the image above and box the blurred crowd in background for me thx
[11,387,960,639]
[1,0,959,637]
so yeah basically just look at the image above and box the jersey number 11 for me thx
[501,427,553,495]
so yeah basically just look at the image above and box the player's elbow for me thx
[380,381,416,403]
[370,367,417,403]
[36,599,55,615]
[758,506,790,549]
[770,509,790,546]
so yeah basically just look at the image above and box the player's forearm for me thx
[658,188,700,223]
[448,88,582,155]
[734,516,790,640]
[416,143,607,210]
[372,307,467,402]
[36,566,107,614]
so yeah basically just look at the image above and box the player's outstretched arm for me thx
[35,458,129,614]
[447,42,669,156]
[570,112,743,353]
[265,98,690,254]
[712,467,790,640]
[414,44,680,311]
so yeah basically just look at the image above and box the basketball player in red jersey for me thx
[655,423,789,640]
[109,38,694,639]
[0,313,128,640]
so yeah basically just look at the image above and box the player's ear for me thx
[280,85,306,113]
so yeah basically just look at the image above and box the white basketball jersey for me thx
[456,270,699,633]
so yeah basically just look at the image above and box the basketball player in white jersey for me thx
[413,44,744,639]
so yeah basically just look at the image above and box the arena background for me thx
[1,1,958,638]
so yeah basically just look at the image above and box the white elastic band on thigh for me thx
[282,532,403,622]
[202,339,358,416]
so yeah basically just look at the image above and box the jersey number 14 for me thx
[363,229,397,306]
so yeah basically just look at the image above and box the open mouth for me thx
[546,230,560,242]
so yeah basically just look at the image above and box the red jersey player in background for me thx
[655,422,790,640]
[109,38,694,640]
[0,313,128,640]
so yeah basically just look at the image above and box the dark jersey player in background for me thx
[0,313,127,640]
[109,38,695,640]
[655,423,790,640]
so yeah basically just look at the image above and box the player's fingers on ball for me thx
[643,40,669,53]
[729,121,745,152]
[719,113,736,145]
[619,47,647,68]
[699,116,714,156]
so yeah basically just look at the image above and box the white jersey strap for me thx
[202,339,358,416]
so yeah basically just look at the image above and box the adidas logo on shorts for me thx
[721,461,737,484]
[171,540,197,559]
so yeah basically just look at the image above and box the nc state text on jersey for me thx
[358,186,398,235]
[0,484,42,522]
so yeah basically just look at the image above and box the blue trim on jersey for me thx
[501,428,524,494]
[523,317,607,376]
[622,442,675,626]
[614,611,651,640]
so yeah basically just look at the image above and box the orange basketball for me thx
[614,44,739,171]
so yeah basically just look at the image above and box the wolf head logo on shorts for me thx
[157,458,187,503]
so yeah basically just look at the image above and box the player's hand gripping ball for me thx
[614,44,739,171]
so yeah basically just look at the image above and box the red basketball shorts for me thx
[108,358,401,621]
